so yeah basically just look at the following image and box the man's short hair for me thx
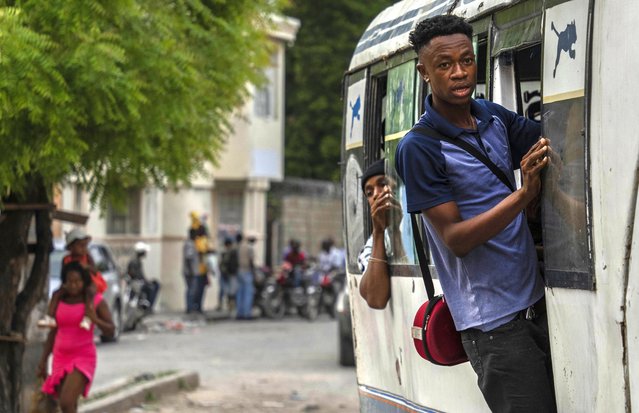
[360,159,385,192]
[409,15,473,55]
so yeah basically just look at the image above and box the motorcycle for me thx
[122,275,152,331]
[317,269,345,318]
[253,265,272,316]
[261,262,321,321]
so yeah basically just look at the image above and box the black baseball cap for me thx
[360,159,385,192]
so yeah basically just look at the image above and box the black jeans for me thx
[460,299,557,413]
[141,280,160,309]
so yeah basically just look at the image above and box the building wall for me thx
[270,179,343,265]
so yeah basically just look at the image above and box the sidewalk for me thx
[80,310,228,413]
[80,371,199,413]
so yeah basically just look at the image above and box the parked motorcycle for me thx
[317,269,345,318]
[261,262,321,321]
[122,275,151,331]
[253,265,272,316]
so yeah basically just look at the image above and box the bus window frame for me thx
[342,69,369,275]
[539,0,596,290]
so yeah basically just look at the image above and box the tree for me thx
[283,0,393,181]
[0,1,282,410]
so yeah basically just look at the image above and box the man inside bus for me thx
[394,15,556,413]
[358,159,404,309]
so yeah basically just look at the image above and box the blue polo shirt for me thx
[395,96,545,332]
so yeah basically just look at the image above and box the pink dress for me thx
[42,293,102,398]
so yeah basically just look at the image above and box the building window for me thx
[106,189,141,235]
[254,54,278,119]
[217,190,244,241]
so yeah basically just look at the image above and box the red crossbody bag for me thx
[410,213,468,366]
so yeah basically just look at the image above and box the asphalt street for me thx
[91,314,359,412]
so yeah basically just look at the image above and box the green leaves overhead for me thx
[0,0,282,206]
[284,0,393,181]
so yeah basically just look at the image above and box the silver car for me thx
[48,242,124,342]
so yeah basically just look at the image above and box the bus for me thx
[340,0,639,411]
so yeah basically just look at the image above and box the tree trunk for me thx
[0,175,52,413]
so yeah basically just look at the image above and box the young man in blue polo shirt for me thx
[395,15,556,412]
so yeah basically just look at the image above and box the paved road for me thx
[92,314,359,412]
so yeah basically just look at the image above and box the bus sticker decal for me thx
[550,20,578,78]
[345,78,366,150]
[543,0,588,103]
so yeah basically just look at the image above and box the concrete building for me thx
[53,15,300,312]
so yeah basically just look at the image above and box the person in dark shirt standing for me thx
[218,238,239,312]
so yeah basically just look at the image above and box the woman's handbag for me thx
[410,214,468,366]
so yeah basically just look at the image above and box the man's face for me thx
[417,33,476,108]
[364,175,394,208]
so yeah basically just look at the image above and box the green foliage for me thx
[283,0,394,181]
[0,0,283,208]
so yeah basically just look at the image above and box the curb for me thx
[79,371,199,413]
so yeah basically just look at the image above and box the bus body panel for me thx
[350,274,489,412]
[627,194,639,410]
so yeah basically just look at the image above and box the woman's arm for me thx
[37,328,56,379]
[86,300,115,338]
[47,289,63,317]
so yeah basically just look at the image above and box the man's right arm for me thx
[424,138,549,257]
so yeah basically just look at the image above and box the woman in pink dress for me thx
[37,261,115,413]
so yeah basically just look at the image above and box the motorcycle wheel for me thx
[263,289,286,319]
[300,294,320,321]
[322,291,336,319]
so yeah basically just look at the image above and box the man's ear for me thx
[416,63,429,83]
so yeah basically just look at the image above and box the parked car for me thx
[48,241,124,343]
[336,276,355,366]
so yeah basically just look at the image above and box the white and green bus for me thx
[341,0,639,411]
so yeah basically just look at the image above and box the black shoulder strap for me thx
[411,125,515,192]
[410,213,434,300]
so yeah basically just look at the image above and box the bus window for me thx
[541,98,589,288]
[363,73,388,240]
[492,44,541,119]
[541,0,592,289]
[385,61,414,137]
[490,0,542,113]
[366,74,386,165]
[384,61,417,268]
[475,37,487,100]
[515,45,542,121]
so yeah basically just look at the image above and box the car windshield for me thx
[89,245,108,271]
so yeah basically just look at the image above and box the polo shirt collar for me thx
[423,95,494,138]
